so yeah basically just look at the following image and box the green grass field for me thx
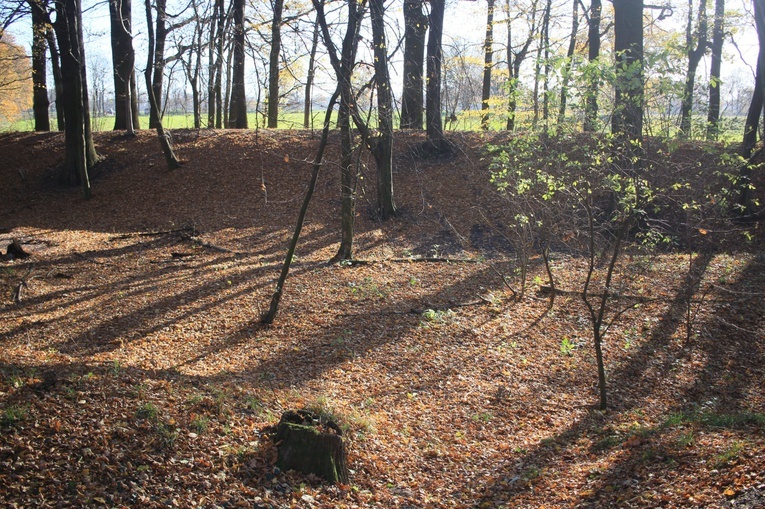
[1,109,747,142]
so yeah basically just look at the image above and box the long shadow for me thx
[468,249,720,507]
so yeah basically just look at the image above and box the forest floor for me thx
[0,128,764,509]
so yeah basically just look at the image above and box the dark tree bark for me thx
[706,0,724,140]
[30,0,50,131]
[145,0,181,169]
[179,0,203,129]
[480,0,495,129]
[146,0,169,128]
[738,0,765,212]
[227,0,247,128]
[109,0,138,132]
[371,0,396,219]
[267,0,284,128]
[583,0,602,132]
[53,0,97,197]
[557,0,579,126]
[679,0,708,139]
[400,0,427,129]
[45,27,65,131]
[425,0,446,146]
[303,15,319,129]
[612,0,643,147]
[532,0,550,131]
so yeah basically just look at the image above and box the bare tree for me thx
[227,0,247,128]
[706,0,724,140]
[400,0,427,129]
[480,0,495,129]
[267,0,284,127]
[679,0,708,139]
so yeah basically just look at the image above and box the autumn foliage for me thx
[0,33,32,125]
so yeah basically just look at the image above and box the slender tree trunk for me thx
[227,0,247,128]
[30,0,50,131]
[267,0,284,128]
[147,0,168,128]
[679,0,708,139]
[401,0,427,129]
[505,0,538,131]
[557,0,579,126]
[303,16,319,129]
[45,28,65,131]
[426,0,446,145]
[541,0,551,132]
[371,0,396,219]
[583,0,602,132]
[706,0,724,140]
[480,0,495,129]
[223,39,233,127]
[207,0,221,128]
[262,90,340,324]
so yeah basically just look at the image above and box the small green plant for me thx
[559,337,574,356]
[712,441,744,469]
[408,275,420,286]
[1,404,28,427]
[677,431,695,447]
[471,411,493,423]
[110,360,122,376]
[419,308,456,327]
[154,422,178,450]
[136,402,159,421]
[190,415,210,434]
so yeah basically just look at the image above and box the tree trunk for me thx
[612,0,644,149]
[207,0,223,128]
[262,90,339,324]
[425,0,445,145]
[303,16,319,129]
[267,0,284,128]
[371,0,396,219]
[480,0,495,130]
[506,0,538,131]
[679,0,708,139]
[557,0,579,126]
[109,0,137,132]
[30,0,50,132]
[706,0,724,140]
[400,0,427,129]
[227,0,247,128]
[583,0,602,132]
[314,0,366,262]
[54,0,96,198]
[541,0,551,132]
[147,0,168,128]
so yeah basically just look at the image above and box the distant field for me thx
[1,110,747,141]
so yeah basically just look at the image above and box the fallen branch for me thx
[109,226,197,241]
[341,257,485,266]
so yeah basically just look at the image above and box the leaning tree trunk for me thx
[400,0,427,129]
[227,0,247,128]
[267,0,284,128]
[371,0,396,219]
[706,0,724,140]
[738,0,765,213]
[30,0,51,132]
[145,0,181,169]
[480,0,495,130]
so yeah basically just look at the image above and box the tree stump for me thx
[273,410,349,484]
[4,239,30,260]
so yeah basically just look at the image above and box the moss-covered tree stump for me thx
[273,410,349,484]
